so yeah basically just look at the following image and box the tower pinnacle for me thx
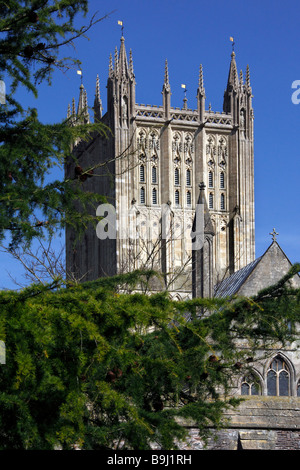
[93,74,102,121]
[163,59,170,92]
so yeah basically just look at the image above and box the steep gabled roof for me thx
[214,241,300,299]
[214,256,262,298]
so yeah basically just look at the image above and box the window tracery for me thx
[241,374,261,396]
[267,356,290,397]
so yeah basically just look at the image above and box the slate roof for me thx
[214,256,262,298]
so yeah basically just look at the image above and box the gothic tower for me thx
[65,36,255,298]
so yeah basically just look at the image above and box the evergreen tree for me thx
[0,266,299,450]
[0,1,108,248]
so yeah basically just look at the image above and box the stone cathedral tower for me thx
[65,37,255,299]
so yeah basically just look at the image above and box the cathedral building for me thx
[65,36,300,450]
[66,35,255,299]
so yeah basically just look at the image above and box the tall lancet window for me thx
[174,168,180,186]
[220,193,225,210]
[220,171,225,189]
[152,188,157,205]
[186,191,191,207]
[267,356,290,396]
[140,165,145,183]
[175,189,180,206]
[140,187,145,205]
[186,169,191,186]
[152,166,157,184]
[209,193,214,209]
[208,171,213,188]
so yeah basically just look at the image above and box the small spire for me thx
[163,59,170,92]
[246,64,251,92]
[239,69,243,85]
[114,46,119,75]
[72,97,76,116]
[227,51,238,91]
[195,182,215,235]
[77,83,90,124]
[109,53,113,78]
[129,49,134,77]
[84,89,88,109]
[77,83,84,114]
[95,74,100,101]
[164,59,169,85]
[67,103,71,119]
[119,36,129,77]
[198,64,205,93]
[93,74,102,121]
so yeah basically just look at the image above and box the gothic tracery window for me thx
[241,374,261,396]
[208,171,213,188]
[267,356,291,396]
[209,193,214,209]
[175,189,180,206]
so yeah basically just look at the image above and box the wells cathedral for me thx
[65,35,300,450]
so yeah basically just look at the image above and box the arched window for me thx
[220,193,225,210]
[186,191,191,207]
[209,193,214,209]
[241,374,261,396]
[174,168,180,186]
[152,166,157,184]
[220,171,225,189]
[175,189,180,205]
[152,188,157,205]
[140,187,145,204]
[140,165,145,183]
[208,171,213,188]
[297,380,300,397]
[186,169,191,186]
[267,356,290,396]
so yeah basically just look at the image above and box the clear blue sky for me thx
[1,0,300,289]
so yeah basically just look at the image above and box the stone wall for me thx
[176,397,300,450]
